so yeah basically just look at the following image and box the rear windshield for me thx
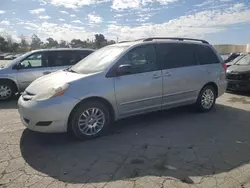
[235,54,250,65]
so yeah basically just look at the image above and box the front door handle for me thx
[164,72,172,77]
[152,74,161,79]
[43,71,51,75]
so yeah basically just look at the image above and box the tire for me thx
[196,85,216,112]
[70,101,111,140]
[0,81,16,101]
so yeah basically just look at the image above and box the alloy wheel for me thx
[77,108,105,136]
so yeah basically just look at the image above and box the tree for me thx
[45,37,58,48]
[94,34,107,49]
[0,36,8,52]
[58,40,68,48]
[70,39,87,48]
[30,34,42,50]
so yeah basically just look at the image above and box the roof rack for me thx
[143,37,209,44]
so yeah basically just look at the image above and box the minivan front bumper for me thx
[18,95,80,133]
[227,80,250,91]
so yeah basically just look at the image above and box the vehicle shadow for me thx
[20,104,250,185]
[226,90,250,97]
[0,99,18,109]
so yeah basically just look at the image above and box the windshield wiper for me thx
[64,68,78,73]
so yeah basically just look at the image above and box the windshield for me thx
[70,45,128,74]
[235,54,250,65]
[231,55,244,64]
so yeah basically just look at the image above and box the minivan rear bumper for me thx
[218,81,227,97]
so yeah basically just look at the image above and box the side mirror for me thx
[13,62,24,70]
[117,64,132,75]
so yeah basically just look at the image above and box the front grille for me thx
[226,73,250,81]
[22,91,35,101]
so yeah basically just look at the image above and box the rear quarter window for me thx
[195,45,220,65]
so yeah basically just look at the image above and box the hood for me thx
[227,65,250,74]
[26,70,95,94]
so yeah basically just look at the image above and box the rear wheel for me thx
[70,101,111,140]
[196,85,216,112]
[0,81,16,101]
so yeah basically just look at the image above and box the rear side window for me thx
[195,45,219,65]
[157,43,197,69]
[76,51,93,62]
[48,51,78,67]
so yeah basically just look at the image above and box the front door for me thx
[16,52,50,91]
[156,43,201,108]
[114,44,163,116]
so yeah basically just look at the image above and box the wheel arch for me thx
[67,96,116,132]
[201,82,218,98]
[0,78,19,93]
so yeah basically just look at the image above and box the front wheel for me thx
[0,82,15,101]
[196,85,216,112]
[70,101,111,140]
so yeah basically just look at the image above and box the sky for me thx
[0,0,250,44]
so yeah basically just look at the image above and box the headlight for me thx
[33,83,70,101]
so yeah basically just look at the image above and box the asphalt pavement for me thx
[0,92,250,188]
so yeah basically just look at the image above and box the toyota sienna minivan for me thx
[0,48,94,101]
[18,38,227,140]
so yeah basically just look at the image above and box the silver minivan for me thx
[18,38,227,140]
[0,48,94,100]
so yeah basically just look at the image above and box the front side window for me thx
[20,52,45,68]
[157,43,197,69]
[118,44,157,74]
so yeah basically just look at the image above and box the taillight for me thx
[222,63,227,71]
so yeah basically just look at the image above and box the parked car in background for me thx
[0,48,94,100]
[0,53,10,60]
[4,54,15,60]
[226,54,250,91]
[18,37,227,140]
[226,54,246,67]
[224,53,240,63]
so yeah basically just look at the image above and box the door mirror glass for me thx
[117,64,132,75]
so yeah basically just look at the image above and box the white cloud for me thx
[70,14,76,17]
[111,0,178,10]
[40,0,110,9]
[0,21,10,25]
[106,3,250,40]
[18,21,93,41]
[59,18,65,21]
[195,0,214,7]
[40,0,177,10]
[0,10,6,14]
[39,15,51,19]
[72,20,82,23]
[60,10,69,14]
[29,8,45,14]
[88,14,102,24]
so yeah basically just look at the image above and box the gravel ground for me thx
[0,92,250,188]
